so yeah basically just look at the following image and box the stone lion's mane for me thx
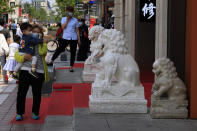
[98,29,128,55]
[89,25,104,39]
[157,58,178,79]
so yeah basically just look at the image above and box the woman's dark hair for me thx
[32,24,44,38]
[66,6,74,12]
[57,23,61,27]
[20,23,32,31]
[14,35,21,42]
[32,24,43,32]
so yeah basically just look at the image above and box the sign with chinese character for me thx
[140,0,156,22]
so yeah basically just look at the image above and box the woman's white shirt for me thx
[0,34,9,56]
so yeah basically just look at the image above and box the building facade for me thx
[114,0,197,118]
[8,0,20,23]
[32,0,51,15]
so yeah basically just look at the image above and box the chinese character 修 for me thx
[142,2,156,19]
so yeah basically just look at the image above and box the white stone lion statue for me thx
[85,25,105,64]
[93,29,141,88]
[152,58,187,100]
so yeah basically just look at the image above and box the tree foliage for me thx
[23,3,48,22]
[55,0,82,21]
[0,0,16,17]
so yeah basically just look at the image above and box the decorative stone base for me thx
[150,99,188,119]
[89,96,147,113]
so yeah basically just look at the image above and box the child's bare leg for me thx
[32,64,36,72]
[31,56,37,72]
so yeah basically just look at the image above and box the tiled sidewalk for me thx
[0,80,44,131]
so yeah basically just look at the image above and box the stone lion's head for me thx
[89,25,104,41]
[98,29,128,54]
[153,58,177,79]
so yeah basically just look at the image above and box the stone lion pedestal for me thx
[150,98,188,118]
[89,84,147,113]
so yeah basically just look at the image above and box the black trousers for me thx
[12,29,16,36]
[77,38,90,61]
[51,39,77,67]
[16,70,44,115]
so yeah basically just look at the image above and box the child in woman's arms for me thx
[12,23,50,79]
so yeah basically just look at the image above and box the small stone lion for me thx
[152,58,187,100]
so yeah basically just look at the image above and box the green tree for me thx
[23,3,48,22]
[55,0,82,20]
[47,11,60,23]
[38,8,47,21]
[0,0,16,18]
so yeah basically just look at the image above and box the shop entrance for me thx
[135,0,156,82]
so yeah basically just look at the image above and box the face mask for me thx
[32,33,39,38]
[68,12,73,17]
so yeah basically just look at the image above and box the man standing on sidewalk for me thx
[48,6,81,72]
[11,21,17,36]
[0,19,11,45]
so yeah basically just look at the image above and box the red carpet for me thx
[9,97,50,124]
[140,69,154,83]
[72,83,91,108]
[142,83,153,107]
[9,82,152,125]
[47,91,73,115]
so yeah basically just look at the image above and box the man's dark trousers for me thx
[52,39,78,67]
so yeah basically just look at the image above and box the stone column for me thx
[155,0,168,59]
[114,0,136,57]
[125,0,135,57]
[114,0,125,32]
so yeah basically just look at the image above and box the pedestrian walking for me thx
[0,19,11,45]
[55,23,63,47]
[14,24,50,121]
[77,19,91,61]
[56,23,63,39]
[0,26,9,83]
[11,21,17,36]
[3,35,20,78]
[48,6,81,72]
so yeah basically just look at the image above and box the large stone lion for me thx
[93,29,142,88]
[152,58,187,100]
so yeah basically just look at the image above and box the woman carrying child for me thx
[14,24,50,121]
